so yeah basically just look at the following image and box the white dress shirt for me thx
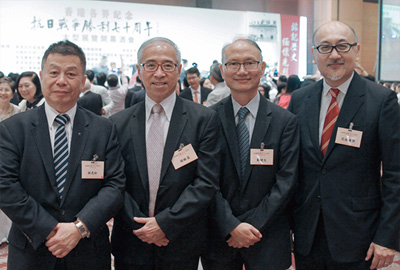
[145,92,176,143]
[45,102,77,155]
[190,86,201,103]
[232,92,260,143]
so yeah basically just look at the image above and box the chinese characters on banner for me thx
[279,14,300,76]
[30,7,153,45]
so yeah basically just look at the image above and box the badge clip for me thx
[92,154,99,163]
[178,143,184,151]
[260,142,265,151]
[349,122,354,130]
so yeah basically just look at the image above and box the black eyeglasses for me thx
[224,61,261,71]
[313,43,357,54]
[140,62,178,72]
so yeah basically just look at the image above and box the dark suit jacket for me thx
[125,85,143,108]
[0,105,125,270]
[180,86,212,104]
[204,94,299,270]
[110,96,220,265]
[288,72,400,263]
[78,90,103,115]
[129,88,145,107]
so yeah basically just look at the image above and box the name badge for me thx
[82,161,104,179]
[171,143,198,170]
[250,149,274,165]
[335,127,363,148]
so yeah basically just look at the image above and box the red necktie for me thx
[321,88,340,156]
[194,90,199,103]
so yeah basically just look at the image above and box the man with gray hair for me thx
[110,37,220,270]
[202,37,299,270]
[206,62,231,107]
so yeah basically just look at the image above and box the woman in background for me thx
[16,71,44,111]
[0,77,20,121]
[0,76,21,245]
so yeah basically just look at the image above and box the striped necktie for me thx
[54,114,70,198]
[237,107,250,182]
[321,88,340,156]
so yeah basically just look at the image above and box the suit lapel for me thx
[323,73,365,161]
[200,86,207,104]
[61,108,89,205]
[219,97,242,180]
[306,80,324,160]
[160,97,187,182]
[131,102,149,192]
[241,96,272,192]
[31,106,59,197]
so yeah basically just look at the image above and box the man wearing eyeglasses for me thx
[109,37,220,270]
[201,37,299,270]
[288,21,400,270]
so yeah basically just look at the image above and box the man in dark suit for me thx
[110,37,220,270]
[78,79,103,115]
[130,87,146,107]
[125,76,143,108]
[288,21,400,270]
[179,67,212,105]
[0,40,125,270]
[201,38,299,270]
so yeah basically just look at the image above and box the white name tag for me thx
[335,127,363,148]
[250,149,274,165]
[81,161,104,179]
[171,144,198,170]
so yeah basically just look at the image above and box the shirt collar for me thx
[190,85,201,93]
[231,92,260,119]
[322,72,354,97]
[145,91,176,122]
[45,102,77,129]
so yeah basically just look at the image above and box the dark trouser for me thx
[201,253,250,270]
[295,216,371,270]
[114,256,199,270]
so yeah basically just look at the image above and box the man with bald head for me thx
[288,21,400,269]
[110,37,220,270]
[202,37,299,270]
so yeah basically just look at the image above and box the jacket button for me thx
[321,169,327,175]
[60,210,65,215]
[317,195,321,200]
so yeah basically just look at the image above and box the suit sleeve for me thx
[0,121,58,249]
[155,112,220,241]
[237,115,299,232]
[75,122,126,237]
[373,90,400,249]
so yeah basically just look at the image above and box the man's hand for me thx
[45,223,82,258]
[133,217,169,247]
[227,223,262,248]
[101,108,106,115]
[365,242,395,269]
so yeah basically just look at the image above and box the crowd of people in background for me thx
[1,55,399,125]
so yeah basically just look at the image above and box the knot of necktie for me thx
[152,104,163,114]
[55,114,70,126]
[238,107,250,121]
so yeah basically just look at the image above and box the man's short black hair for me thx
[41,40,86,73]
[185,67,200,77]
[107,74,119,88]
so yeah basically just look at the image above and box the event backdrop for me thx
[0,0,307,77]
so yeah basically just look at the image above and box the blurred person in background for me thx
[16,71,45,111]
[0,77,21,121]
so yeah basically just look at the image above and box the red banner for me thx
[280,14,300,76]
